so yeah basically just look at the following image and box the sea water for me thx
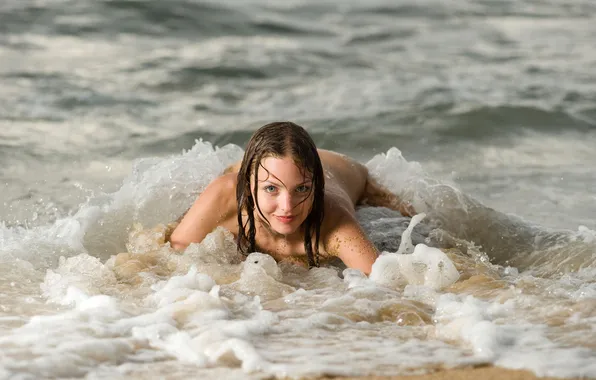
[1,142,595,379]
[2,0,596,378]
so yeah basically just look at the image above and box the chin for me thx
[273,225,299,236]
[271,220,302,236]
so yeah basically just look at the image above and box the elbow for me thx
[170,239,189,252]
[168,230,190,252]
[357,261,373,276]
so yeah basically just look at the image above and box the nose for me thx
[279,192,294,212]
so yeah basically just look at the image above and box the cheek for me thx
[256,193,276,212]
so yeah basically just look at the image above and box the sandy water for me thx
[1,142,595,379]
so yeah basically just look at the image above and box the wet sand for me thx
[325,366,582,380]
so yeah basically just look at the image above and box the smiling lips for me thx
[275,215,295,224]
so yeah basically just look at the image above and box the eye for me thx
[296,185,311,194]
[264,185,277,193]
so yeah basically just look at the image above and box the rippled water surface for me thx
[1,0,595,379]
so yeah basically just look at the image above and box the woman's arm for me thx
[169,174,237,251]
[322,208,379,275]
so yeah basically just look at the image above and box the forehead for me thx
[256,155,312,182]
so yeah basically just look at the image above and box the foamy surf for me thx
[0,141,595,379]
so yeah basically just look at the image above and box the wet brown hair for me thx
[236,121,325,267]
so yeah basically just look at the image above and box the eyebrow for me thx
[256,163,312,186]
[259,179,312,186]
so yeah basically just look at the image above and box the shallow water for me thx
[1,0,596,378]
[1,143,595,379]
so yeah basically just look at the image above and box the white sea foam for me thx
[1,143,595,379]
[577,225,596,244]
[370,213,460,291]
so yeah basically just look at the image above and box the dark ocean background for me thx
[2,0,595,231]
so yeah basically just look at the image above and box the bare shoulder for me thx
[320,196,357,238]
[223,160,242,174]
[210,172,237,194]
[319,194,365,252]
[198,173,238,219]
[319,196,378,274]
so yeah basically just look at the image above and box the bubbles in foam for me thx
[399,244,460,290]
[366,147,425,199]
[369,255,405,289]
[342,268,370,289]
[576,225,596,244]
[371,246,460,291]
[396,212,426,255]
[225,253,296,302]
[370,214,460,291]
[434,294,512,359]
[126,222,172,254]
[242,252,283,280]
[148,266,216,308]
[42,254,118,305]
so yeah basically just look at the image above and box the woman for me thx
[169,121,415,275]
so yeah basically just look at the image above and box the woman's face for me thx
[252,155,314,236]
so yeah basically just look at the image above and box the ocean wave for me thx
[342,1,596,20]
[367,147,596,275]
[1,0,333,39]
[4,140,593,278]
[101,0,251,37]
[435,105,595,142]
[3,0,596,43]
[136,126,416,157]
[150,66,270,93]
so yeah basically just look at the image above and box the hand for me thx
[399,201,417,217]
